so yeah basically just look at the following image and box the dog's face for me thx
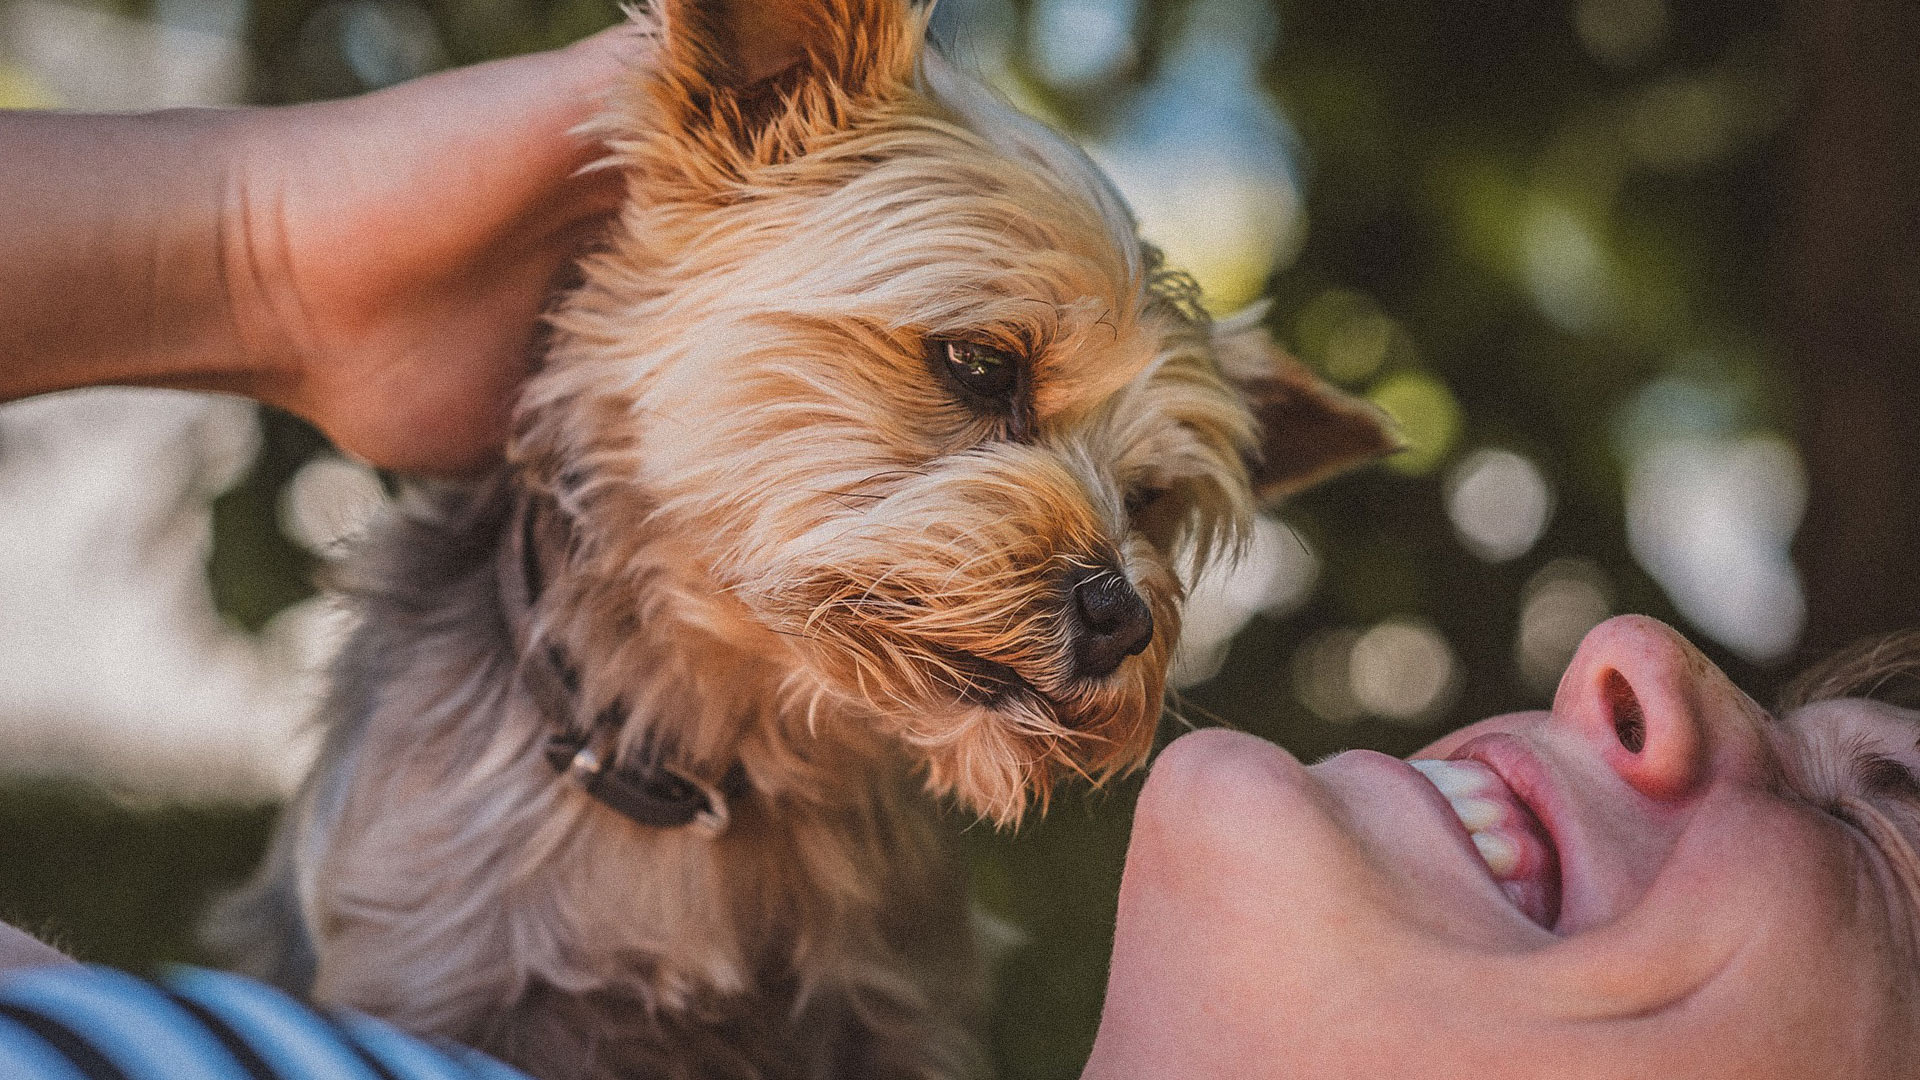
[523,0,1395,823]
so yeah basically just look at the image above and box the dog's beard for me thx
[710,443,1183,825]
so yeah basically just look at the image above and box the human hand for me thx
[226,26,639,473]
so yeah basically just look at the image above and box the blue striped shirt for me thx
[0,965,530,1080]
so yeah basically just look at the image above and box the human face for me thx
[1086,616,1920,1079]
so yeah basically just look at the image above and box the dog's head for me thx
[520,0,1396,823]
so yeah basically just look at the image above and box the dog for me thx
[213,2,1396,1077]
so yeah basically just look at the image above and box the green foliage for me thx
[206,409,328,632]
[0,781,275,974]
[160,2,1794,1077]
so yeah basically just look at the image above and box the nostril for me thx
[1603,670,1646,754]
[1076,573,1134,633]
[1070,569,1154,678]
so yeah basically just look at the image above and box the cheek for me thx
[1747,823,1908,1008]
[1639,810,1902,1049]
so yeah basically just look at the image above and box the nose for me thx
[1069,566,1155,679]
[1552,615,1762,800]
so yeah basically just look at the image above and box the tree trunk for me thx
[1782,0,1920,657]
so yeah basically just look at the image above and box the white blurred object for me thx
[1030,0,1136,87]
[1625,435,1806,663]
[1516,558,1613,697]
[1445,448,1554,563]
[0,0,246,109]
[0,391,321,798]
[280,455,389,557]
[0,0,325,799]
[1170,515,1317,688]
[1083,0,1301,312]
[1292,627,1364,724]
[1519,200,1618,334]
[1348,619,1458,724]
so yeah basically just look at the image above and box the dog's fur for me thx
[214,2,1395,1077]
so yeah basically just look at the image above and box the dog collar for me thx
[536,645,747,837]
[507,488,746,837]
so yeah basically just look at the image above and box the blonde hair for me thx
[1778,630,1920,713]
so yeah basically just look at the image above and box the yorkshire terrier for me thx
[215,1,1395,1077]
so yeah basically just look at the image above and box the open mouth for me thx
[1412,755,1563,929]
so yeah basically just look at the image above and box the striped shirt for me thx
[0,964,531,1080]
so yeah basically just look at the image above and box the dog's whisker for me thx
[1164,690,1235,732]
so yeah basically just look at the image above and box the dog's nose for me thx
[1069,567,1154,679]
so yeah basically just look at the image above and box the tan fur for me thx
[213,3,1392,1077]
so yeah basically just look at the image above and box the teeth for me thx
[1410,759,1491,798]
[1446,796,1503,832]
[1473,832,1520,877]
[1414,758,1521,880]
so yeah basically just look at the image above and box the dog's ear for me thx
[630,0,919,174]
[1212,305,1403,504]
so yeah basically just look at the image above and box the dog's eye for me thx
[935,339,1019,403]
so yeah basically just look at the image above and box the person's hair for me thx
[1778,631,1920,713]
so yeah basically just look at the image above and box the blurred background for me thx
[2,0,1916,1075]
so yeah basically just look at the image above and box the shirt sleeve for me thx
[0,964,533,1080]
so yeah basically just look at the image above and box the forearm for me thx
[0,109,287,403]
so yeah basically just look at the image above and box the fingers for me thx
[311,25,639,228]
[561,20,654,84]
[235,27,650,475]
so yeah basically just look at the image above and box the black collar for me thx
[510,491,746,836]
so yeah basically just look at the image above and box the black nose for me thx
[1069,567,1155,679]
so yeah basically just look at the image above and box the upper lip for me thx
[1450,732,1571,932]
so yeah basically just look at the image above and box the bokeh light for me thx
[1348,619,1458,724]
[1625,435,1806,663]
[1290,288,1402,386]
[1172,515,1317,687]
[1444,448,1554,563]
[1519,199,1618,334]
[292,0,442,94]
[1292,627,1364,725]
[1516,558,1614,697]
[1368,370,1463,475]
[278,454,388,557]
